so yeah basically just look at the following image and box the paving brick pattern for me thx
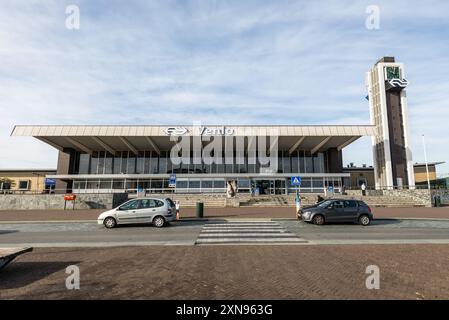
[1,245,448,299]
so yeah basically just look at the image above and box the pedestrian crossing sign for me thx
[291,176,301,186]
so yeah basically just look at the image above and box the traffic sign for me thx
[291,176,301,186]
[169,174,176,188]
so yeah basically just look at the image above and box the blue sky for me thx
[1,0,448,176]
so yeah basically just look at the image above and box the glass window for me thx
[127,153,136,174]
[214,180,225,188]
[312,178,324,188]
[344,200,358,208]
[18,180,29,189]
[299,150,305,173]
[112,180,124,189]
[120,152,128,174]
[140,199,163,208]
[136,152,144,174]
[119,200,139,210]
[189,180,200,189]
[125,180,136,190]
[247,164,256,174]
[318,200,334,208]
[73,180,85,190]
[104,153,113,174]
[154,200,164,207]
[159,152,167,174]
[216,163,225,173]
[305,153,313,173]
[144,151,151,174]
[177,180,188,188]
[113,153,122,174]
[99,180,111,189]
[150,152,159,174]
[238,179,250,188]
[291,151,300,173]
[301,178,311,189]
[315,153,324,173]
[90,152,99,174]
[333,201,344,209]
[79,154,90,174]
[151,179,163,191]
[203,162,211,174]
[87,180,99,189]
[202,180,213,188]
[140,199,152,208]
[282,151,291,173]
[98,151,105,174]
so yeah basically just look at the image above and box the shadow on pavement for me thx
[108,220,210,229]
[371,219,402,225]
[0,230,18,235]
[0,261,80,289]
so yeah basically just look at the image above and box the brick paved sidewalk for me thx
[1,206,449,222]
[1,245,448,299]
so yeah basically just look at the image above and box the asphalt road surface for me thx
[1,219,449,247]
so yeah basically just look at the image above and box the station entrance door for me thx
[253,179,286,195]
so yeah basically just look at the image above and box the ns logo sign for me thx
[164,127,188,136]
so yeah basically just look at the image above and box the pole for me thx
[422,134,431,191]
[295,188,301,219]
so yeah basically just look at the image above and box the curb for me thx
[0,220,97,224]
[1,217,449,224]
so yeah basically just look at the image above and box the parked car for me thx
[97,198,177,228]
[298,199,373,226]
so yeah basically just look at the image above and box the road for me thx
[1,218,449,247]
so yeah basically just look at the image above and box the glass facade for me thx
[69,150,344,194]
[73,150,328,175]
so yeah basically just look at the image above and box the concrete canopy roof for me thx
[11,125,376,155]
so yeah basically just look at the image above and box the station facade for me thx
[10,125,374,194]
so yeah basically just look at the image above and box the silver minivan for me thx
[97,198,176,228]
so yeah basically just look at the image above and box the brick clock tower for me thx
[366,57,415,189]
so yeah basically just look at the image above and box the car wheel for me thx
[312,214,325,225]
[103,217,117,229]
[153,216,166,228]
[359,215,371,226]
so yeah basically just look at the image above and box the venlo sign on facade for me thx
[164,126,235,136]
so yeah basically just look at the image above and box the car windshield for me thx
[317,200,333,208]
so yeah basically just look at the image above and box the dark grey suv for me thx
[298,199,373,226]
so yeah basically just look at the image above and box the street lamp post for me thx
[422,134,431,191]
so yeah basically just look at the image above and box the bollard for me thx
[196,202,204,218]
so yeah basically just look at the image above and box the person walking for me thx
[175,200,180,220]
[361,183,366,196]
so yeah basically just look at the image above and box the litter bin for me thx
[196,202,204,218]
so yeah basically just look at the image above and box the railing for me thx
[1,185,447,196]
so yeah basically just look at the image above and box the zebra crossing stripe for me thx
[195,221,307,245]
